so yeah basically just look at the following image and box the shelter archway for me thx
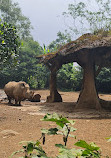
[37,33,111,110]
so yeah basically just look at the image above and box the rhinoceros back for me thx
[4,81,28,100]
[4,81,33,105]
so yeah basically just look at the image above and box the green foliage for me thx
[41,113,75,128]
[41,113,76,146]
[106,137,111,142]
[43,44,50,54]
[48,31,71,52]
[0,38,50,89]
[0,20,20,69]
[57,64,82,91]
[18,40,50,89]
[10,140,48,158]
[27,64,49,89]
[75,140,100,157]
[62,0,111,37]
[56,144,83,158]
[0,0,32,39]
[56,141,101,158]
[96,68,111,93]
[11,113,102,158]
[17,39,44,84]
[1,0,111,94]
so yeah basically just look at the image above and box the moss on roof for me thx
[37,32,111,65]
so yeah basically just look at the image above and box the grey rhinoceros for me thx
[4,81,34,105]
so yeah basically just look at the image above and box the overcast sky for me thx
[14,0,98,46]
[13,0,75,45]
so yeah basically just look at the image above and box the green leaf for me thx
[21,41,24,46]
[35,140,41,146]
[2,40,5,44]
[68,134,76,138]
[34,146,47,157]
[41,113,70,128]
[75,140,100,151]
[1,23,3,27]
[68,120,75,125]
[56,146,83,158]
[41,128,58,135]
[55,144,66,149]
[106,137,111,142]
[69,126,77,132]
[56,121,65,128]
[9,149,24,158]
[27,142,34,153]
[82,149,91,156]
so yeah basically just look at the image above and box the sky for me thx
[14,0,99,46]
[14,0,75,46]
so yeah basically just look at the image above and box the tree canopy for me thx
[63,0,111,38]
[0,20,20,69]
[0,0,32,39]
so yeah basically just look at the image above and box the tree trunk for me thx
[76,61,101,110]
[46,69,62,103]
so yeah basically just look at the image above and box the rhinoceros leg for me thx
[7,96,11,104]
[14,95,20,105]
[18,101,21,106]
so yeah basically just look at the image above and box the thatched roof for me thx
[37,33,111,69]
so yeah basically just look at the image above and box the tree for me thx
[0,0,48,88]
[0,0,50,89]
[63,0,111,38]
[0,0,32,39]
[96,68,111,93]
[59,0,111,108]
[0,38,50,89]
[57,64,82,91]
[0,20,20,70]
[48,31,71,52]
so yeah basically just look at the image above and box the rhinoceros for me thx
[4,81,34,105]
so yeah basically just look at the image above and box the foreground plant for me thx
[10,113,101,158]
[41,113,76,146]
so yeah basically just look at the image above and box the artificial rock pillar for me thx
[46,69,62,103]
[76,59,101,110]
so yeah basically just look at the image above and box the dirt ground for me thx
[0,89,111,158]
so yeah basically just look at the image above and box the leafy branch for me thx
[41,113,76,146]
[10,113,103,158]
[0,19,20,69]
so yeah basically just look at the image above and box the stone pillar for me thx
[76,59,101,110]
[46,69,62,103]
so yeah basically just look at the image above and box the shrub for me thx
[10,113,103,158]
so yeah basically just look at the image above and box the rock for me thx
[29,93,41,102]
[0,129,19,138]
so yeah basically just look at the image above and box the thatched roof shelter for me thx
[37,33,111,110]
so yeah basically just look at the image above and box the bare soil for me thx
[0,89,111,158]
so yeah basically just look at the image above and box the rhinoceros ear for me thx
[20,83,25,88]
